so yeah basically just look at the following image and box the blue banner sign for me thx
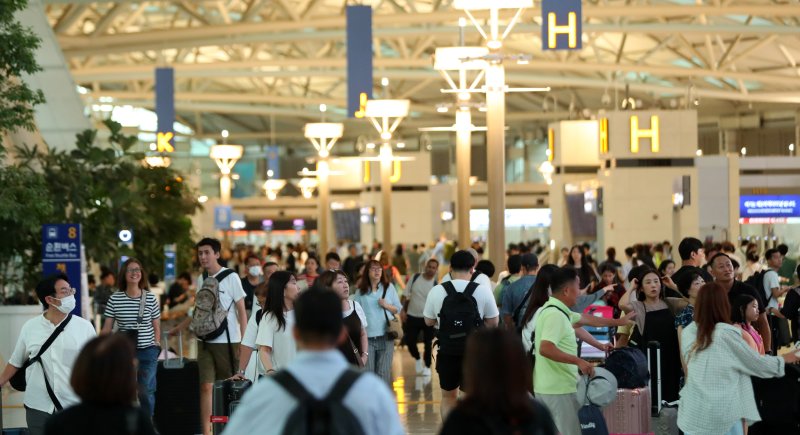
[740,195,800,218]
[42,224,82,316]
[346,5,373,118]
[164,244,177,284]
[541,0,582,50]
[266,145,280,178]
[214,205,233,230]
[155,67,175,152]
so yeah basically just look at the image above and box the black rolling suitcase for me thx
[750,364,800,435]
[211,379,252,435]
[153,332,201,435]
[647,341,680,435]
[0,390,29,435]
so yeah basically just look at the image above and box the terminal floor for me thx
[0,347,445,434]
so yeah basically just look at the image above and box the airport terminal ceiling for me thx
[38,0,800,151]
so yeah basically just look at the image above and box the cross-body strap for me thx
[380,284,393,325]
[273,370,313,402]
[136,291,147,324]
[513,284,535,323]
[34,314,73,411]
[26,314,73,368]
[327,369,362,401]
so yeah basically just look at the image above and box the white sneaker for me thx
[415,359,424,374]
[422,366,431,377]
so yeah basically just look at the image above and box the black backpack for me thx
[602,347,649,389]
[273,369,366,435]
[437,281,482,355]
[744,270,770,304]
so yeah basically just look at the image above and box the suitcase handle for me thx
[162,331,185,369]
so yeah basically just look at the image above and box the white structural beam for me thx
[72,59,800,88]
[56,5,800,55]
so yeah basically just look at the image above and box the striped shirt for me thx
[105,290,161,348]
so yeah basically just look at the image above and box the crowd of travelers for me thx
[1,234,800,435]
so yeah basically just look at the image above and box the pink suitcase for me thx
[602,387,653,435]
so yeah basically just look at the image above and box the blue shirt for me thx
[353,283,403,338]
[675,304,694,329]
[501,274,536,319]
[223,350,404,435]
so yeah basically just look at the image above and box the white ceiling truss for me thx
[39,0,800,145]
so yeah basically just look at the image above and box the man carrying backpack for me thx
[172,238,247,435]
[501,253,538,331]
[223,287,403,435]
[423,250,500,421]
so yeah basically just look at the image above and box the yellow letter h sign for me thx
[630,115,660,153]
[547,12,578,49]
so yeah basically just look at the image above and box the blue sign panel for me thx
[346,5,373,118]
[740,195,800,218]
[214,205,232,230]
[164,244,177,284]
[541,0,582,51]
[266,145,280,178]
[232,161,256,199]
[155,67,175,152]
[42,224,82,316]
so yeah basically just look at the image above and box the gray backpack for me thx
[191,269,236,340]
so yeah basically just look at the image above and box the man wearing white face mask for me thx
[241,254,263,314]
[0,274,95,435]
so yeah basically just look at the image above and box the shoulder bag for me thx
[9,314,73,411]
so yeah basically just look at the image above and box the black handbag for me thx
[116,291,148,349]
[9,314,73,394]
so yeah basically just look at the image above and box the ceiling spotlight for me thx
[437,106,449,113]
[366,142,376,149]
[319,104,327,112]
[381,77,389,87]
[221,129,229,139]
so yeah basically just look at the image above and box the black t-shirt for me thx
[45,403,156,435]
[440,400,557,435]
[671,265,712,297]
[241,277,257,311]
[729,280,766,314]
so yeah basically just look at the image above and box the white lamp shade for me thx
[365,99,410,118]
[263,179,287,191]
[210,144,244,160]
[304,123,344,139]
[454,0,532,9]
[297,177,319,190]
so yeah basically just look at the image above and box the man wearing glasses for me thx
[0,274,96,435]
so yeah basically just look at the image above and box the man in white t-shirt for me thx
[763,248,790,354]
[439,248,493,289]
[0,274,95,435]
[763,248,789,314]
[175,237,247,435]
[424,250,499,421]
[402,258,439,376]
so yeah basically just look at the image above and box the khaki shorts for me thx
[198,341,239,384]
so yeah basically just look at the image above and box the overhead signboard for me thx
[155,67,175,152]
[740,195,800,220]
[42,224,83,316]
[346,5,373,118]
[541,0,582,50]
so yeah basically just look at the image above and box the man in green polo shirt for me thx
[534,267,633,435]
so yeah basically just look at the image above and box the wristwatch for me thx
[237,369,245,375]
